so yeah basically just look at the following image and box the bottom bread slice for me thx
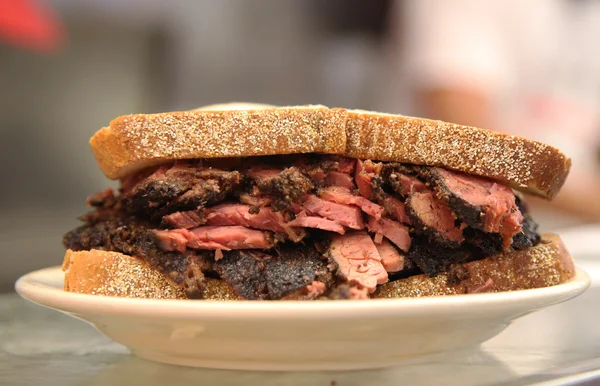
[62,249,239,300]
[374,233,575,298]
[62,233,575,300]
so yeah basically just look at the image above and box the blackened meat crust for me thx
[415,167,485,228]
[416,167,524,246]
[406,193,464,248]
[64,219,117,251]
[407,237,472,277]
[123,166,241,220]
[63,216,208,298]
[380,163,420,197]
[213,244,334,300]
[86,188,117,208]
[512,214,540,250]
[253,167,314,212]
[463,227,504,256]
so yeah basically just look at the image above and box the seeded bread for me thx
[89,103,570,199]
[373,234,575,298]
[62,234,574,300]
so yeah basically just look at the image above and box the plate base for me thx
[132,349,459,371]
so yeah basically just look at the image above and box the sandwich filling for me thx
[63,155,540,299]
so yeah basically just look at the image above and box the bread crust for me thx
[90,105,348,180]
[63,234,574,300]
[89,104,569,199]
[63,249,241,300]
[373,234,575,298]
[344,110,570,199]
[63,249,187,299]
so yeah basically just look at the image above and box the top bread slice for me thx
[90,103,570,199]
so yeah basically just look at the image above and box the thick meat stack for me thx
[64,155,539,300]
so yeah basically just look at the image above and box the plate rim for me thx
[15,266,590,319]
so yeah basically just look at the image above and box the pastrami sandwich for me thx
[62,103,574,300]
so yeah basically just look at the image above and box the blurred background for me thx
[1,0,600,291]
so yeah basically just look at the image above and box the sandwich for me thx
[62,103,575,300]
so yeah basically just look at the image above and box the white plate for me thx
[15,266,590,371]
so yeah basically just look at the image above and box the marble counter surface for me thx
[2,270,600,386]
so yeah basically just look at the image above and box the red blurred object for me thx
[0,0,64,53]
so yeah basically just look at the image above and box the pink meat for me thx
[286,213,346,234]
[205,203,304,242]
[189,226,273,249]
[162,210,206,229]
[325,171,356,190]
[302,195,365,230]
[397,174,426,196]
[154,229,190,253]
[408,192,464,243]
[320,186,384,219]
[367,217,412,252]
[486,184,523,246]
[306,281,327,297]
[326,156,356,173]
[355,159,382,199]
[381,194,411,224]
[432,168,523,247]
[246,167,281,183]
[328,232,388,292]
[374,239,405,273]
[155,226,273,251]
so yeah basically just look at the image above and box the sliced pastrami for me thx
[381,193,411,224]
[355,160,384,201]
[204,203,305,242]
[302,195,365,230]
[406,191,464,246]
[162,210,206,229]
[213,244,334,300]
[248,166,315,212]
[329,156,356,173]
[325,171,356,190]
[327,231,388,292]
[154,228,191,252]
[407,237,472,277]
[155,226,274,251]
[382,164,426,197]
[374,239,405,273]
[122,164,241,219]
[366,217,412,252]
[286,212,346,234]
[419,167,523,248]
[319,186,384,219]
[511,213,541,250]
